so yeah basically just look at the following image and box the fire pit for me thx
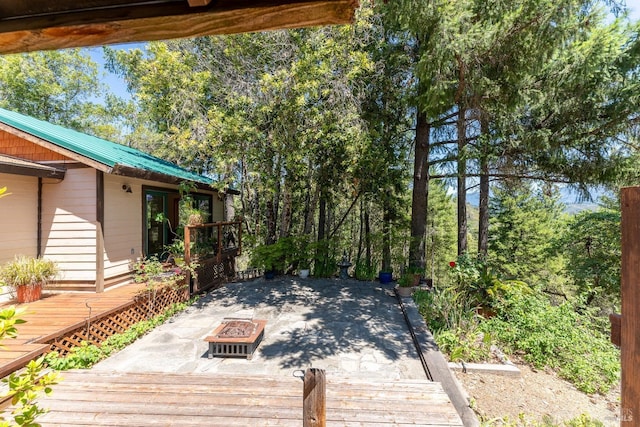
[205,319,266,360]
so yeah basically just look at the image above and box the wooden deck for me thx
[0,283,147,378]
[35,370,463,426]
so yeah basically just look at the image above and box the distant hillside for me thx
[465,186,611,213]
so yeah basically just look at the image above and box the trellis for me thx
[43,285,189,356]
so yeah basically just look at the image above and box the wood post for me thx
[95,221,104,293]
[216,223,222,264]
[303,368,326,427]
[621,187,640,424]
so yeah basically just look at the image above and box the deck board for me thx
[35,371,463,426]
[0,284,147,378]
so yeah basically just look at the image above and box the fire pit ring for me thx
[205,319,267,360]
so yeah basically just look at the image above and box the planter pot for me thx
[16,283,43,303]
[379,271,393,284]
[299,269,310,279]
[396,285,415,298]
[410,273,421,286]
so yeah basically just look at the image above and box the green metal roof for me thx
[0,107,212,184]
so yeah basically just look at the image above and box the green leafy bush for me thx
[415,288,492,362]
[480,292,619,394]
[354,261,377,281]
[0,307,58,427]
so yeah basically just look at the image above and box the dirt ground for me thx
[454,362,620,426]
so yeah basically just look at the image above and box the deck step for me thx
[35,370,463,426]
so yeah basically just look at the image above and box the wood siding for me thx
[212,192,224,221]
[103,176,143,281]
[0,173,38,262]
[41,169,97,283]
[0,130,71,162]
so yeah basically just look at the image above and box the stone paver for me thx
[94,277,427,380]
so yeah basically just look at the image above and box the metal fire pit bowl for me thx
[205,319,267,360]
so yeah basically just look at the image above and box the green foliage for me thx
[485,413,605,426]
[436,323,491,363]
[354,261,377,281]
[0,256,58,289]
[480,291,619,394]
[563,414,605,427]
[488,184,566,285]
[415,288,491,362]
[0,308,57,427]
[0,49,128,140]
[396,274,414,287]
[425,179,457,284]
[312,239,339,278]
[1,357,58,427]
[131,256,168,283]
[250,239,290,273]
[448,254,531,310]
[554,207,621,308]
[0,307,26,343]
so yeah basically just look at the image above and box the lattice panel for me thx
[44,286,190,356]
[194,259,225,292]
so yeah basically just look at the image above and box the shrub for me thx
[480,292,619,394]
[415,289,492,362]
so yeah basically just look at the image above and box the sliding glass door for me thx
[145,190,168,257]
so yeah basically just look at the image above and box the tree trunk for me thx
[409,109,430,269]
[382,197,392,272]
[478,113,489,258]
[279,184,292,239]
[265,198,277,245]
[265,152,281,245]
[457,106,467,256]
[303,158,315,235]
[364,207,371,272]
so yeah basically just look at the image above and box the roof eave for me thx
[0,160,66,180]
[111,163,215,192]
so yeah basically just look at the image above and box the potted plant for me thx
[250,242,285,280]
[396,273,416,297]
[406,265,424,286]
[0,256,58,303]
[294,236,312,279]
[378,268,393,284]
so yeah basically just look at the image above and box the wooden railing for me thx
[183,220,242,293]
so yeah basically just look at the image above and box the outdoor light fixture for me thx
[122,184,132,193]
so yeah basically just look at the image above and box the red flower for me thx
[449,261,456,268]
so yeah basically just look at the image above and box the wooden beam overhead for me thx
[187,0,213,7]
[0,0,358,54]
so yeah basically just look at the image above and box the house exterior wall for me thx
[101,176,223,286]
[102,175,143,283]
[41,168,97,284]
[0,173,38,262]
[213,193,224,222]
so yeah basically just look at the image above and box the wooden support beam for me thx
[303,368,326,427]
[0,0,358,54]
[621,187,640,424]
[188,0,213,6]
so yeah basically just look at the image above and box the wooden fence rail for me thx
[184,220,242,293]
